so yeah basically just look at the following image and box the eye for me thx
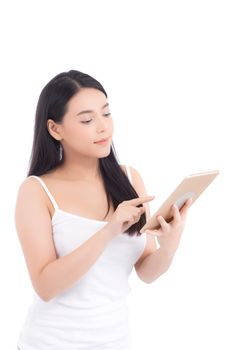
[81,113,111,124]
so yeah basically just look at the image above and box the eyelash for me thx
[81,113,111,124]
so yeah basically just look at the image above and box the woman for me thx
[15,69,192,349]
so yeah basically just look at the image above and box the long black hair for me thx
[27,70,146,236]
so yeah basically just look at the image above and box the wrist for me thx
[104,222,121,239]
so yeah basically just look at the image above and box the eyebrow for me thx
[76,103,109,116]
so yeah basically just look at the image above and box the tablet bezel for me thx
[140,170,220,233]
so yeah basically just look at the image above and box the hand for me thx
[144,197,193,255]
[106,195,155,237]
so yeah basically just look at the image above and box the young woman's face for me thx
[48,87,114,158]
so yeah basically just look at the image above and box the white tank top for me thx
[17,165,147,350]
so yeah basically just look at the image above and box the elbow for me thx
[34,288,52,302]
[33,269,56,302]
[40,294,52,302]
[142,277,156,284]
[33,280,54,302]
[138,272,161,284]
[37,284,56,302]
[142,279,152,284]
[137,272,154,284]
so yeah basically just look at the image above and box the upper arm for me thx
[126,165,158,274]
[15,177,57,298]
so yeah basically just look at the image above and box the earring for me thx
[59,143,63,160]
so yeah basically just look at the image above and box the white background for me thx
[0,1,232,349]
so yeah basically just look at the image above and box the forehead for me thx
[67,88,107,111]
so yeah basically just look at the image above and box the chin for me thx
[97,148,111,157]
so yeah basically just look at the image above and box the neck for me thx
[55,155,102,182]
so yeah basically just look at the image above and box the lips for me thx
[94,137,109,143]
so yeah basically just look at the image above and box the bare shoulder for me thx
[15,177,42,214]
[17,175,47,193]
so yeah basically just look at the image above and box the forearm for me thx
[137,247,176,284]
[38,224,115,301]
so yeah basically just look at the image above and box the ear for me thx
[47,119,63,141]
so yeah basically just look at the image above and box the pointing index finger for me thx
[129,195,155,204]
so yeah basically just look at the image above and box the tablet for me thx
[140,170,220,233]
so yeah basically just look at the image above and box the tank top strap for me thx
[28,175,59,211]
[125,164,132,185]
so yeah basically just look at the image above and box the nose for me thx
[96,115,108,132]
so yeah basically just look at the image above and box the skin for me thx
[15,86,193,303]
[47,86,192,258]
[47,87,114,182]
[143,197,193,255]
[134,198,193,283]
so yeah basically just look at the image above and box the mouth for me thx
[94,137,110,144]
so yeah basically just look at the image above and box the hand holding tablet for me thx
[140,170,219,234]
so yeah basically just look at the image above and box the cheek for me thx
[106,119,114,135]
[65,123,91,144]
